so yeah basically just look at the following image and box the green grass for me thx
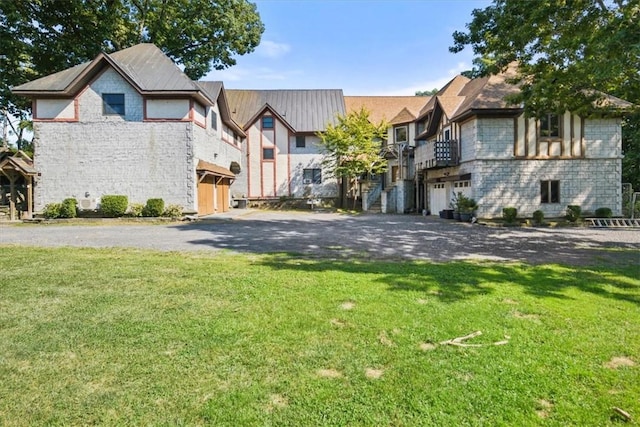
[1,246,638,426]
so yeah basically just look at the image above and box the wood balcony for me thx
[415,140,459,170]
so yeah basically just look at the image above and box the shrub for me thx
[100,195,129,217]
[566,205,581,223]
[594,207,613,218]
[127,203,144,217]
[162,204,183,219]
[502,207,518,223]
[532,209,545,225]
[42,203,62,219]
[142,198,165,217]
[59,198,77,218]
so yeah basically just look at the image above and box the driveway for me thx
[1,210,639,266]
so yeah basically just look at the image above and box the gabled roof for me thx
[417,75,470,120]
[197,81,245,136]
[196,159,235,178]
[344,96,429,125]
[12,44,203,100]
[225,89,345,132]
[0,150,37,176]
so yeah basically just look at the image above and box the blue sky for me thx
[204,0,491,95]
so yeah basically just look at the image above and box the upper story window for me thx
[444,129,451,141]
[263,147,274,160]
[211,111,217,130]
[262,116,274,129]
[394,126,408,143]
[416,121,426,136]
[296,135,306,148]
[102,93,125,116]
[540,113,560,138]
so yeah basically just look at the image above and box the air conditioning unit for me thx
[303,179,312,184]
[78,198,98,210]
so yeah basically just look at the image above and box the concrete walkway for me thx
[1,210,639,266]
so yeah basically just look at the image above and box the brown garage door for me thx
[198,176,215,215]
[217,178,230,213]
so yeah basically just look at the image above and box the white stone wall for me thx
[474,158,621,218]
[33,121,193,212]
[476,118,514,159]
[584,118,622,158]
[288,134,337,198]
[460,120,477,162]
[78,68,143,122]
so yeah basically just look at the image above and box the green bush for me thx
[502,207,518,223]
[42,203,62,219]
[127,203,144,217]
[100,195,129,217]
[532,209,544,225]
[59,198,77,218]
[162,204,183,219]
[142,198,165,217]
[594,207,613,218]
[566,205,582,223]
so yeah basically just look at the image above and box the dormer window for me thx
[262,116,274,129]
[394,126,408,143]
[102,94,125,116]
[540,113,560,138]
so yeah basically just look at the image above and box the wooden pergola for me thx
[0,148,37,220]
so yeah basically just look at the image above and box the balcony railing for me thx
[415,139,459,170]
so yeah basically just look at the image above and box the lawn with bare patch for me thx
[1,246,638,425]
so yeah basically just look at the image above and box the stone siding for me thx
[78,68,143,122]
[33,121,192,212]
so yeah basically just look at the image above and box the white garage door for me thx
[453,180,472,199]
[430,183,448,214]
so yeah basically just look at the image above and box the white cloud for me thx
[359,62,470,96]
[256,40,291,59]
[202,66,302,86]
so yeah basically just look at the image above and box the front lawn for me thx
[1,246,638,425]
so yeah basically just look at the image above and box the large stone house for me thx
[414,68,632,218]
[12,44,246,215]
[11,43,632,218]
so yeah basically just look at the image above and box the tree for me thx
[0,0,264,117]
[450,0,640,188]
[317,107,389,209]
[415,88,439,97]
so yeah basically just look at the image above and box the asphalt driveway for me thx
[1,210,639,266]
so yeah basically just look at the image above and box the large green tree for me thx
[317,107,389,208]
[1,0,264,144]
[450,0,640,189]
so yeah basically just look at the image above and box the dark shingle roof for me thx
[225,89,346,132]
[12,44,199,95]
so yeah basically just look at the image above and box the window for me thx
[303,168,322,184]
[416,121,426,135]
[102,93,125,115]
[540,113,560,138]
[444,129,451,141]
[394,126,408,143]
[296,135,306,148]
[263,148,274,160]
[540,180,560,203]
[262,116,274,129]
[211,111,217,130]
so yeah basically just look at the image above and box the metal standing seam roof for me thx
[225,89,346,132]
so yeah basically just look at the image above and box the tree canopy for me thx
[0,0,264,115]
[451,0,640,189]
[317,107,389,207]
[450,0,639,116]
[415,88,439,97]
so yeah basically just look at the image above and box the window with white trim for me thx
[394,126,408,143]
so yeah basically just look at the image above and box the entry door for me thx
[430,183,448,214]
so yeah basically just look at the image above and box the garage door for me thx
[430,183,448,214]
[198,176,215,215]
[453,180,472,199]
[216,178,230,213]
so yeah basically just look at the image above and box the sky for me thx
[204,0,492,95]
